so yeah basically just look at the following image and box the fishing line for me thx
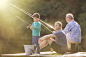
[16,16,29,24]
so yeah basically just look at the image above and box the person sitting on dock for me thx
[63,13,81,51]
[39,21,67,54]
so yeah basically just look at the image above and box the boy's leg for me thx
[32,36,36,45]
[36,44,40,54]
[32,36,40,54]
[35,36,40,54]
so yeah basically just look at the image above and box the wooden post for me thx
[71,43,79,53]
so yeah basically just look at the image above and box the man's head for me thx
[54,21,62,30]
[65,13,74,23]
[32,13,40,22]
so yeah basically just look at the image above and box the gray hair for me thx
[66,13,74,19]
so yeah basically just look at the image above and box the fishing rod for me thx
[16,16,53,33]
[39,20,55,30]
[9,3,55,32]
[16,16,29,25]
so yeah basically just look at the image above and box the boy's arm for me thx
[27,24,31,28]
[30,23,34,30]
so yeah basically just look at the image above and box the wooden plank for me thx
[63,52,86,57]
[1,51,86,57]
[1,51,62,57]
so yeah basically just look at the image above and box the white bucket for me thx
[24,45,36,55]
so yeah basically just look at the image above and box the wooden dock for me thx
[1,51,86,57]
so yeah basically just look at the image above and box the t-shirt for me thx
[53,29,67,52]
[30,22,41,36]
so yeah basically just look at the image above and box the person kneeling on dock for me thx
[39,21,67,54]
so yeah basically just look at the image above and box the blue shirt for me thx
[53,29,67,52]
[31,22,41,36]
[63,20,81,43]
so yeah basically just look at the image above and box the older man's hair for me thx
[66,13,74,19]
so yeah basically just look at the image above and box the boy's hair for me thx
[32,13,40,18]
[66,13,74,20]
[55,21,62,27]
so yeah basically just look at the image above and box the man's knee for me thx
[48,39,53,45]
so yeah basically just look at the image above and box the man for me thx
[63,13,81,51]
[39,21,67,54]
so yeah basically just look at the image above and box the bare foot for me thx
[50,48,53,52]
[68,48,71,50]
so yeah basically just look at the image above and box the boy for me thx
[27,13,41,54]
[39,21,67,54]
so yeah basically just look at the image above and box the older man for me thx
[63,13,81,51]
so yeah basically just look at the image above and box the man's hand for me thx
[50,38,55,41]
[38,38,43,44]
[53,31,56,33]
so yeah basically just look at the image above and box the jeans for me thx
[32,36,40,54]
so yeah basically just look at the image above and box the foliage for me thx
[77,1,86,41]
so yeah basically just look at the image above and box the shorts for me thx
[51,41,65,54]
[66,34,77,43]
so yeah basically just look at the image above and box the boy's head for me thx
[32,13,40,22]
[54,21,62,30]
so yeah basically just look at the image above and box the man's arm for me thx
[63,24,71,34]
[39,34,56,40]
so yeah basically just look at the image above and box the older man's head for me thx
[66,13,74,19]
[65,13,74,23]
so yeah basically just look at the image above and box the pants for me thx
[66,34,77,49]
[51,41,65,54]
[32,36,40,54]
